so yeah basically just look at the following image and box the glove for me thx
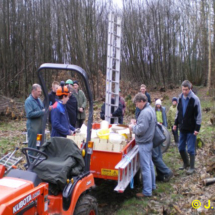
[75,128,80,133]
[68,130,74,135]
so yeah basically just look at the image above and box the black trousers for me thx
[172,126,179,144]
[76,119,84,128]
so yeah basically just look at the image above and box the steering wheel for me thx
[21,147,48,171]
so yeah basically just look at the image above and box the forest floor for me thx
[0,86,215,215]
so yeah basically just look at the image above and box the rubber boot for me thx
[179,151,190,170]
[186,155,195,175]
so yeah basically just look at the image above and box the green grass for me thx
[0,119,26,154]
[0,87,214,215]
[116,198,149,215]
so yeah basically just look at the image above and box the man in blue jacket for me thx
[25,84,45,155]
[173,80,202,175]
[51,85,75,137]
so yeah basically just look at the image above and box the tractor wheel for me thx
[160,125,171,154]
[134,168,142,186]
[74,194,98,215]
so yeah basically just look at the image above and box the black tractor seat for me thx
[33,137,85,192]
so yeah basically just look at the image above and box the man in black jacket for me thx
[173,80,202,175]
[66,85,78,127]
[48,81,60,131]
[100,98,123,124]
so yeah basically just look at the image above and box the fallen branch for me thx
[203,178,215,186]
[173,205,182,214]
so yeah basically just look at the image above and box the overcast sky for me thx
[113,0,123,8]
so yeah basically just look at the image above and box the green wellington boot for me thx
[179,151,190,170]
[186,155,195,175]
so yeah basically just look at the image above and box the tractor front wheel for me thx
[74,194,98,215]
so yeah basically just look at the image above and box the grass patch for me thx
[117,199,148,215]
[156,182,173,194]
[0,120,26,154]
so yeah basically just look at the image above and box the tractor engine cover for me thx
[0,176,49,215]
[0,177,35,206]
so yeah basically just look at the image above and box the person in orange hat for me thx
[51,82,75,137]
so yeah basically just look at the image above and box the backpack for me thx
[153,123,166,148]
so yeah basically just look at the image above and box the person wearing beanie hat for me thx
[73,80,87,128]
[172,97,177,102]
[153,98,173,182]
[154,99,167,127]
[168,97,178,145]
[73,80,79,85]
[155,99,162,106]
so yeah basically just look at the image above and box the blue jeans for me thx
[138,143,156,196]
[152,145,171,178]
[179,132,196,155]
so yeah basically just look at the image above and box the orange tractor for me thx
[0,63,98,215]
[0,63,170,214]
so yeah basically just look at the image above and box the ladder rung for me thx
[107,56,120,61]
[108,33,121,38]
[105,103,118,106]
[106,68,120,72]
[106,80,119,84]
[108,20,121,25]
[109,92,119,95]
[107,44,120,49]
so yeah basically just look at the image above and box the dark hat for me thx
[73,80,79,85]
[172,97,177,102]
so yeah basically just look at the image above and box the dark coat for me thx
[66,94,78,127]
[100,98,123,124]
[48,91,58,105]
[48,91,58,123]
[174,91,202,133]
[145,92,151,104]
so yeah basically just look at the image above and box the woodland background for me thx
[0,0,215,99]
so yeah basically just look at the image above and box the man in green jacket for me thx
[25,84,45,156]
[73,80,87,128]
[167,97,178,145]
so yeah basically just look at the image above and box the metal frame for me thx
[37,63,93,172]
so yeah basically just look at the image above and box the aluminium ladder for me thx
[105,13,122,124]
[114,145,139,192]
[0,149,22,174]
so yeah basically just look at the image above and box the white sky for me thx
[113,0,123,8]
